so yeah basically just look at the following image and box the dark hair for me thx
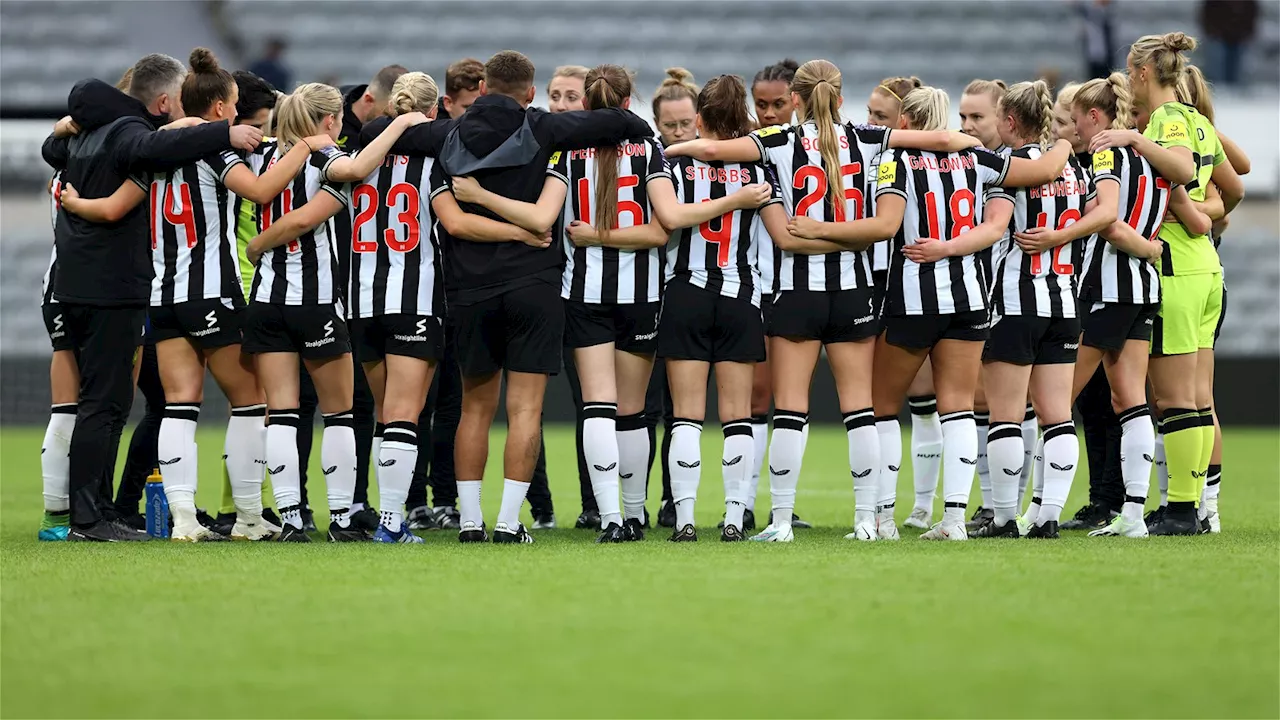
[129,53,185,107]
[445,58,484,98]
[484,50,536,97]
[697,75,752,139]
[233,70,278,121]
[368,64,408,103]
[752,58,799,88]
[180,48,234,118]
[584,64,633,239]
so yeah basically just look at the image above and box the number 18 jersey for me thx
[665,157,781,308]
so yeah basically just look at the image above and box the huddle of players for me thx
[37,31,1242,544]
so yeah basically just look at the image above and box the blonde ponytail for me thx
[1001,79,1054,147]
[1074,72,1134,131]
[792,60,844,216]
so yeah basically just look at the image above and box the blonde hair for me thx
[1055,82,1083,110]
[652,67,698,122]
[1177,64,1215,124]
[1000,79,1054,147]
[549,65,589,92]
[963,78,1008,106]
[1073,72,1134,131]
[875,75,923,104]
[389,71,439,115]
[792,59,844,215]
[115,67,134,93]
[899,86,950,131]
[1130,32,1197,88]
[274,82,342,152]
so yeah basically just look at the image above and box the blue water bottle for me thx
[145,468,169,539]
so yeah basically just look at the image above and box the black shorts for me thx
[883,310,990,349]
[1213,282,1227,345]
[42,304,74,352]
[241,302,350,359]
[983,314,1082,365]
[350,314,445,362]
[149,298,242,349]
[1080,301,1158,352]
[767,287,879,344]
[564,299,660,355]
[657,279,765,363]
[760,292,775,330]
[454,282,565,376]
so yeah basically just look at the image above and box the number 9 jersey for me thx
[664,157,781,308]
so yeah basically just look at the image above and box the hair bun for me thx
[1164,31,1197,52]
[664,67,694,86]
[779,58,800,72]
[189,47,219,74]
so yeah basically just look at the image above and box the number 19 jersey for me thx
[336,154,443,320]
[665,157,781,308]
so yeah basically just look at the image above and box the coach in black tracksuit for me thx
[42,76,250,541]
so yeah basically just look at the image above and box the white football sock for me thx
[41,404,76,513]
[227,405,267,517]
[669,418,703,529]
[1020,404,1038,502]
[987,422,1024,526]
[377,422,417,529]
[1038,421,1078,524]
[722,419,754,528]
[868,414,894,514]
[748,415,768,512]
[266,410,302,528]
[457,480,483,528]
[1118,405,1155,524]
[975,411,992,510]
[322,410,357,528]
[582,403,622,528]
[767,410,806,528]
[908,395,943,512]
[497,478,529,529]
[940,411,977,520]
[1203,464,1221,501]
[617,412,650,521]
[159,403,201,514]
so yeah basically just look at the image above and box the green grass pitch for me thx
[2,425,1277,718]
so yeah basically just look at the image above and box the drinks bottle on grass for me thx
[145,468,169,539]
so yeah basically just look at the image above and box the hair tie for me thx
[878,85,903,103]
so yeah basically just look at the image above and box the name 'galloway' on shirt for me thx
[906,154,976,172]
[569,143,650,161]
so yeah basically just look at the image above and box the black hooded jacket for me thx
[363,94,652,304]
[338,84,368,152]
[41,79,233,306]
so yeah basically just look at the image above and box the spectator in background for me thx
[248,37,291,92]
[1078,0,1115,80]
[1201,0,1259,87]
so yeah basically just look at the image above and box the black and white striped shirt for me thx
[249,145,347,307]
[750,122,890,292]
[147,152,244,307]
[665,157,780,307]
[42,172,61,306]
[876,147,1011,315]
[337,154,443,319]
[547,139,669,304]
[989,147,1095,318]
[1079,147,1166,305]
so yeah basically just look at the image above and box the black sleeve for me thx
[42,134,70,171]
[538,108,653,151]
[115,118,234,173]
[383,119,448,158]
